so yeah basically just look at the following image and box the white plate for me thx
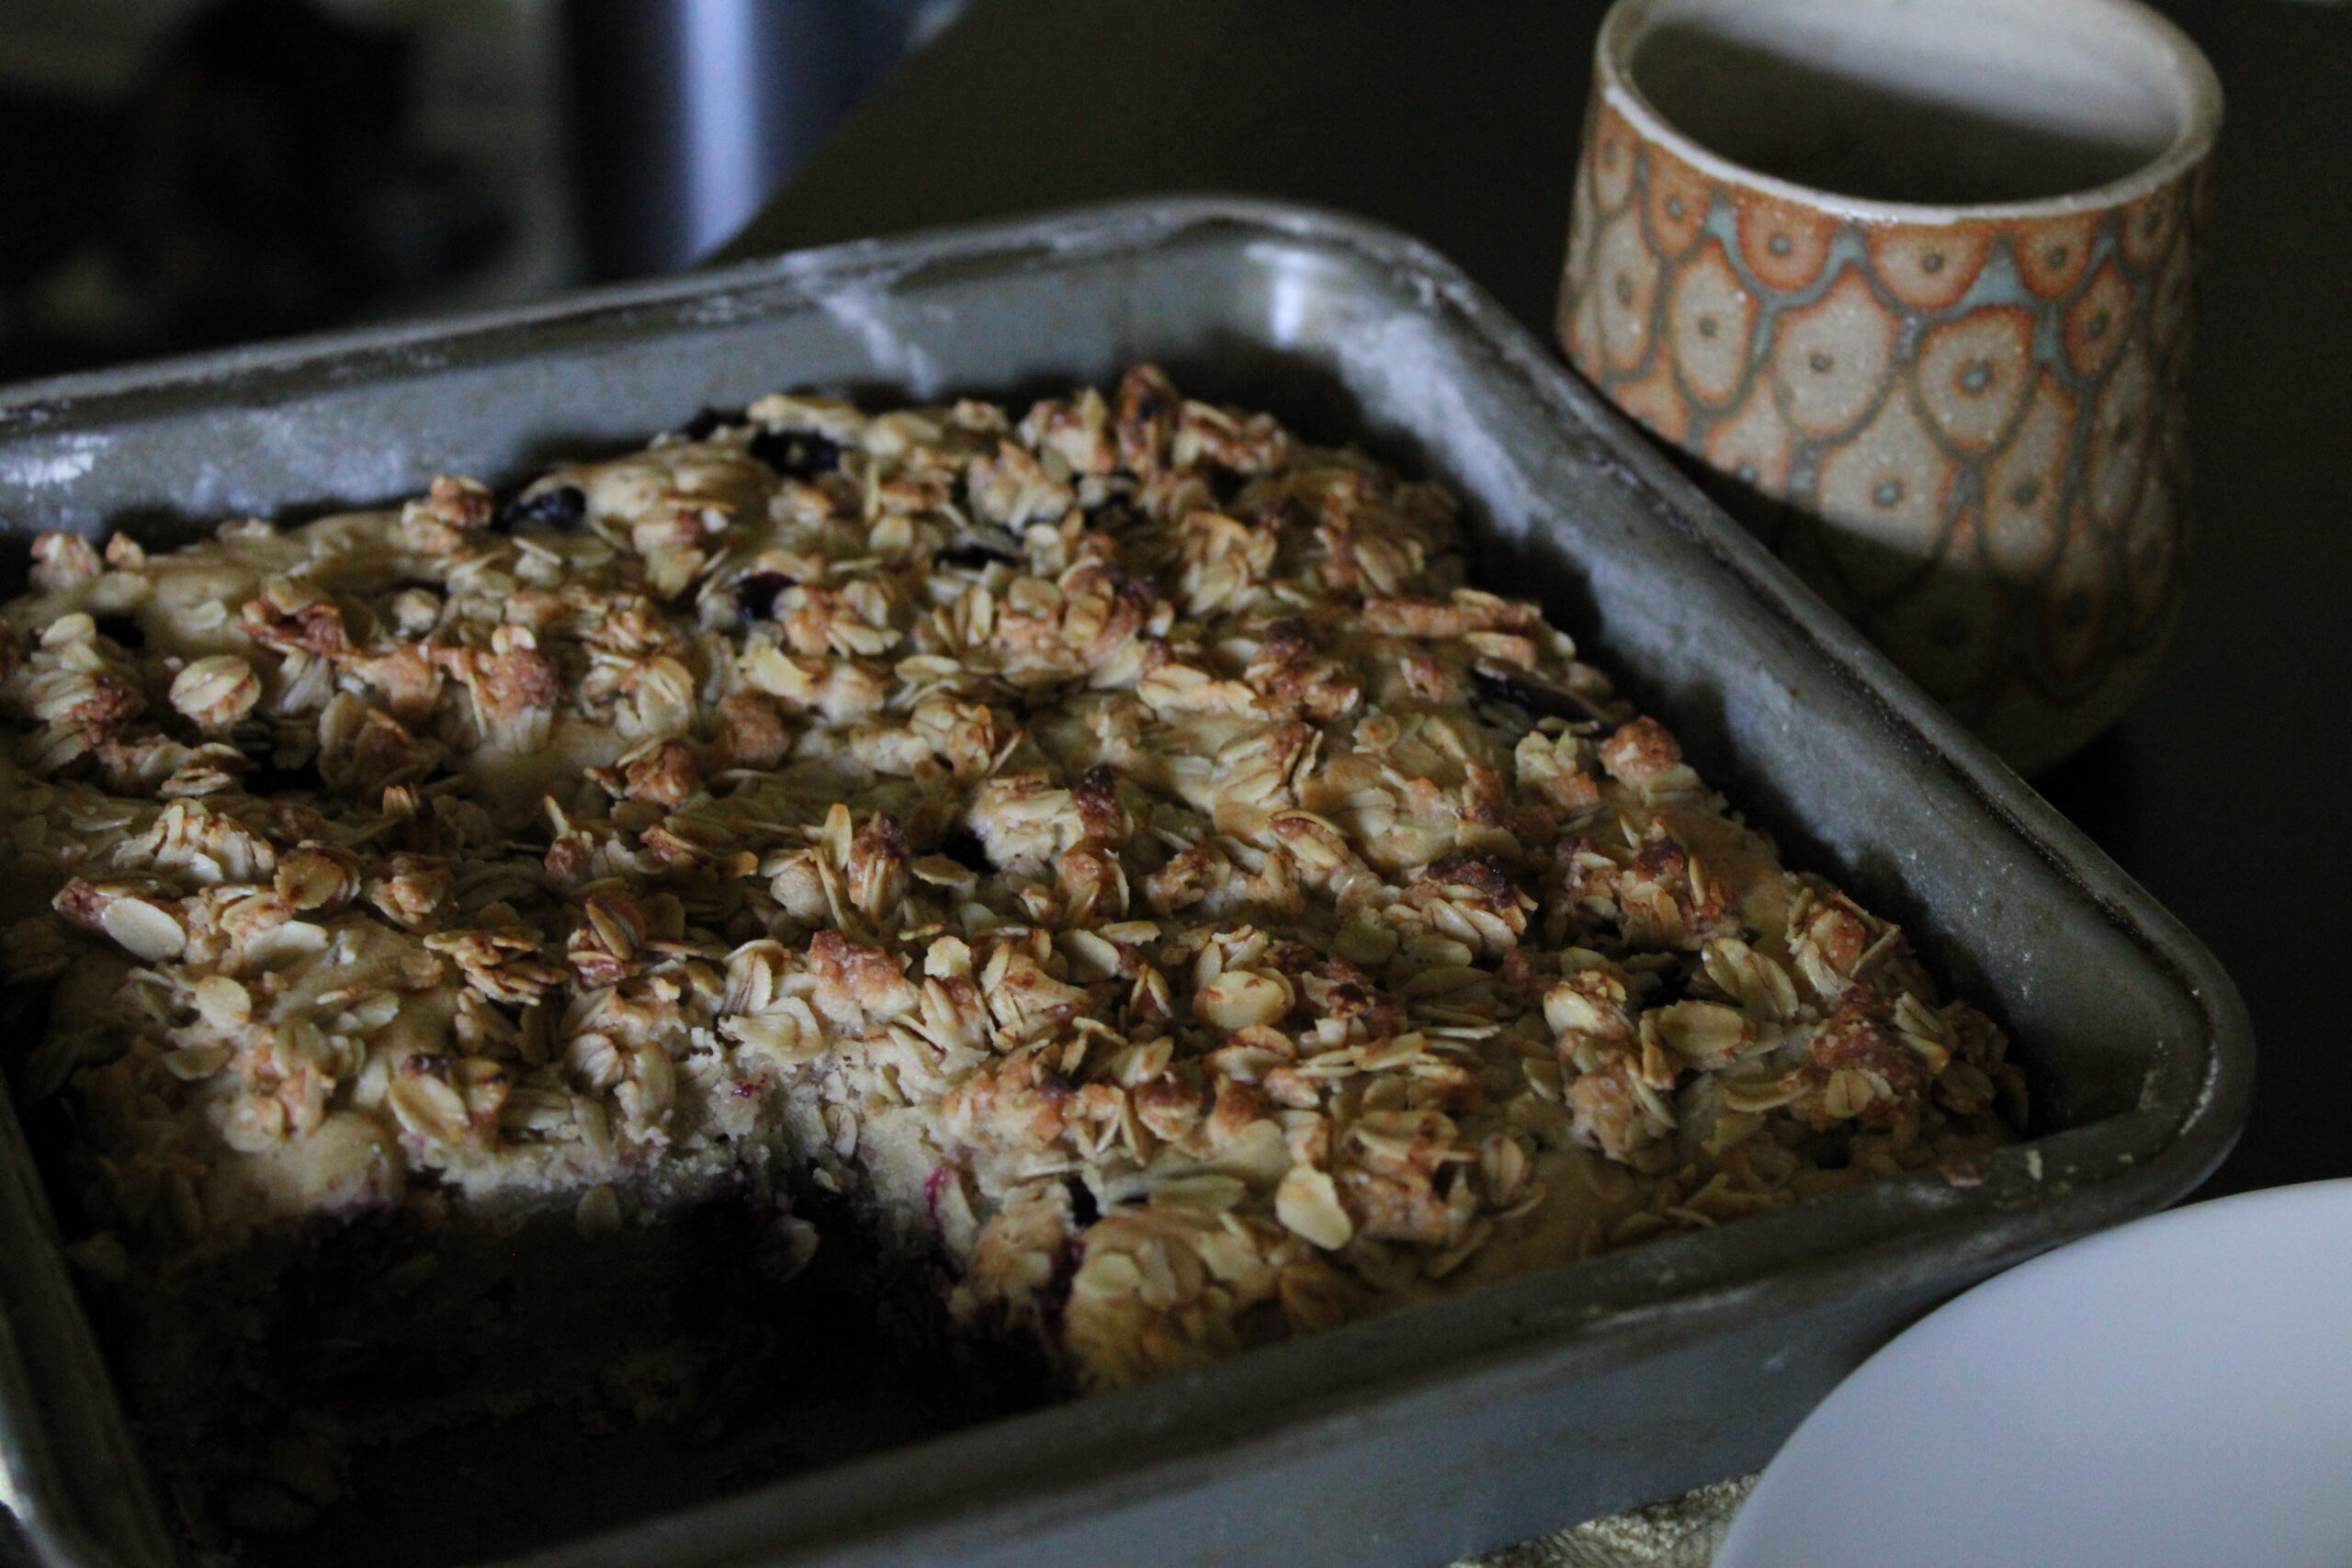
[1716,1179,2352,1568]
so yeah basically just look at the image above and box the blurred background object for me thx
[563,0,963,281]
[0,0,962,381]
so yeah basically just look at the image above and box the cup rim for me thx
[1594,0,2224,223]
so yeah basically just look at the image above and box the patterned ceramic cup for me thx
[1559,0,2222,773]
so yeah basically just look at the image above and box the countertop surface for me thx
[727,0,2352,1201]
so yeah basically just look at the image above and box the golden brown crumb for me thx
[0,366,2022,1450]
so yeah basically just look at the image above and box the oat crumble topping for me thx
[0,366,2021,1518]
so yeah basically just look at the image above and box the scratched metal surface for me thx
[0,199,2248,1568]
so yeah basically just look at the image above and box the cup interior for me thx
[1617,0,2209,207]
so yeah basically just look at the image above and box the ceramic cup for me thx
[1558,0,2222,773]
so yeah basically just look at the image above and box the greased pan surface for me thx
[0,199,2249,1568]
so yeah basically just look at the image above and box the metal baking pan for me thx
[0,197,2250,1568]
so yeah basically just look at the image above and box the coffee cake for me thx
[0,366,2023,1540]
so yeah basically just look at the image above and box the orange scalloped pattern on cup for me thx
[1556,97,2202,766]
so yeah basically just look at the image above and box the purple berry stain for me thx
[737,570,795,623]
